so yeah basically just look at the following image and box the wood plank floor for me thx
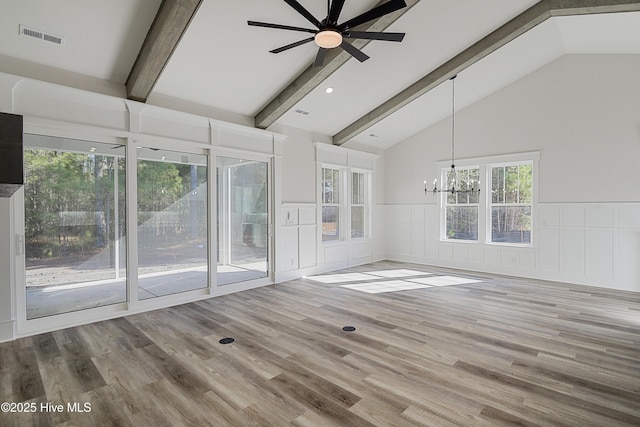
[1,260,639,426]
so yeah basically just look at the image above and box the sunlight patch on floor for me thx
[340,280,430,294]
[408,276,482,286]
[306,273,379,283]
[365,269,433,278]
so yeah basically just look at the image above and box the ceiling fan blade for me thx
[338,0,407,31]
[283,0,322,28]
[313,47,328,67]
[328,0,346,25]
[344,31,405,42]
[270,37,315,54]
[248,21,317,34]
[340,41,369,62]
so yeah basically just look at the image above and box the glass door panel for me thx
[24,135,126,319]
[137,148,208,299]
[216,157,268,285]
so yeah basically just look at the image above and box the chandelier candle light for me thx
[426,75,481,195]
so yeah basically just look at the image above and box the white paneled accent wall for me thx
[385,203,640,291]
[275,203,317,283]
[383,54,640,292]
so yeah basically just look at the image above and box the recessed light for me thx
[89,147,96,152]
[325,87,334,94]
[295,109,310,116]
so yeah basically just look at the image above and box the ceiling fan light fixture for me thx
[315,30,342,48]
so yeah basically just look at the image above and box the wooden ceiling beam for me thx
[333,0,640,145]
[126,0,203,102]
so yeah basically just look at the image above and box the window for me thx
[444,167,479,241]
[490,162,532,244]
[438,153,537,245]
[322,167,341,241]
[351,171,369,238]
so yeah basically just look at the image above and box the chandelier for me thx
[425,75,480,195]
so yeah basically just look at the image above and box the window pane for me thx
[457,170,469,204]
[351,206,365,238]
[446,168,456,204]
[505,166,519,203]
[138,149,208,299]
[491,206,531,244]
[24,138,126,319]
[469,168,480,204]
[322,206,340,241]
[332,169,340,203]
[518,164,533,203]
[352,172,365,205]
[323,168,339,204]
[446,206,478,240]
[491,166,504,203]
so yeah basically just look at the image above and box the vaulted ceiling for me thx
[1,0,639,151]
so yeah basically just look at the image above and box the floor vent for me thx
[19,25,64,45]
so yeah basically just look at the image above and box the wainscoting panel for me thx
[538,226,560,272]
[614,229,640,280]
[324,244,348,264]
[561,227,586,275]
[384,203,640,291]
[299,226,316,269]
[411,223,425,257]
[276,203,317,282]
[587,228,614,278]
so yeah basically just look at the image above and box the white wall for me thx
[384,54,640,291]
[272,124,319,204]
[0,195,15,341]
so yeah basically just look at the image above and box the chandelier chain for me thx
[451,75,455,168]
[425,74,479,196]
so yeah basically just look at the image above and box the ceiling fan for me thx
[248,0,407,67]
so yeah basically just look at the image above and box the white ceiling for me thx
[1,0,639,151]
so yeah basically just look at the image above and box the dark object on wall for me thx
[0,112,23,197]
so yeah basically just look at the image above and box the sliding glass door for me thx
[216,157,269,285]
[24,135,126,319]
[137,148,208,299]
[23,137,271,322]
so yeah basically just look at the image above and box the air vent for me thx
[19,25,64,46]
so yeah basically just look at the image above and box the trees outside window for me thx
[444,167,479,241]
[322,167,341,241]
[351,171,369,238]
[439,155,536,245]
[490,163,532,244]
